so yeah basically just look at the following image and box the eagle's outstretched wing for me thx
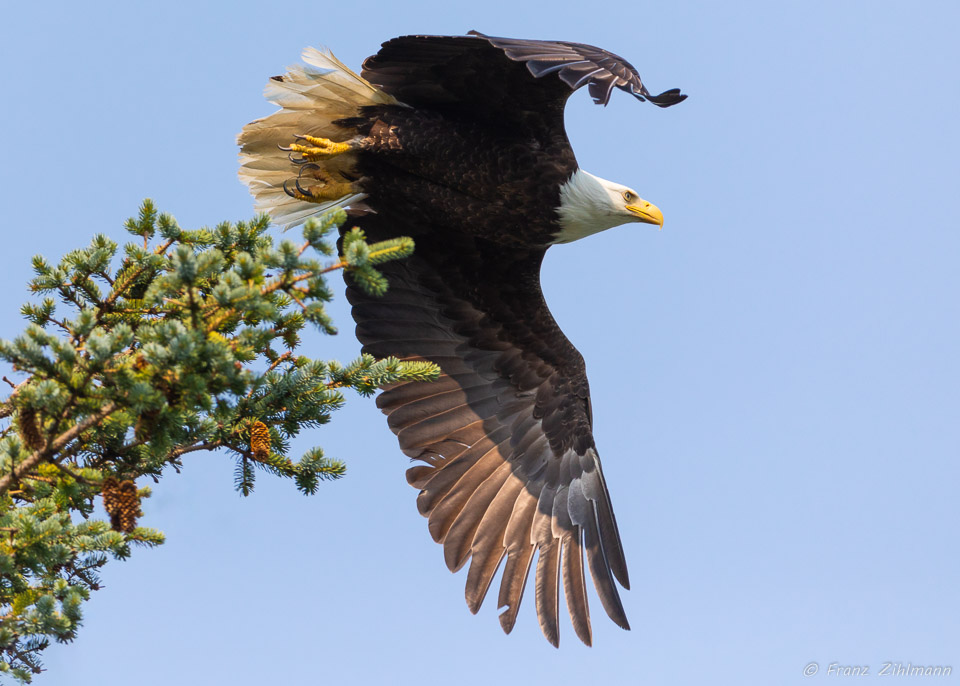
[349,214,629,646]
[361,32,685,125]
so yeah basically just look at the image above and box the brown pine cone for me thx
[250,421,271,460]
[102,477,122,515]
[18,407,44,451]
[115,480,141,534]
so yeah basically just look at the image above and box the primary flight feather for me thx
[238,31,685,646]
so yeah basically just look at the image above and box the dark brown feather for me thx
[464,474,526,613]
[497,486,541,633]
[532,498,562,647]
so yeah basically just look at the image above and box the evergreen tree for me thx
[0,202,437,682]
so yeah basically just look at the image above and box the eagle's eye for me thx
[622,190,637,203]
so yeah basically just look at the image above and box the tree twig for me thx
[0,402,118,495]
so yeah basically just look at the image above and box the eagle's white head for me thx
[553,169,664,244]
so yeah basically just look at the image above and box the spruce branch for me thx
[0,403,118,496]
[0,201,438,682]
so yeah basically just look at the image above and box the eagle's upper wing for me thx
[471,32,687,107]
[349,214,629,646]
[361,32,685,123]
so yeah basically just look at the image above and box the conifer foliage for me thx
[0,201,437,681]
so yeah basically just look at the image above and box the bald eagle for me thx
[238,32,685,646]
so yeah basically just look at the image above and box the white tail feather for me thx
[237,47,396,229]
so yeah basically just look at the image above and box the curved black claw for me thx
[282,178,299,200]
[297,163,322,180]
[295,177,313,198]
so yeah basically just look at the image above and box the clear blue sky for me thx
[1,1,957,684]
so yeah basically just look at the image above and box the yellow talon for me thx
[286,135,352,160]
[309,181,355,201]
[284,168,356,203]
[289,184,355,202]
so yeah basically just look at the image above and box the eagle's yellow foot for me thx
[280,134,352,161]
[283,166,356,203]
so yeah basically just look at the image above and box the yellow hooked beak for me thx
[626,200,664,229]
